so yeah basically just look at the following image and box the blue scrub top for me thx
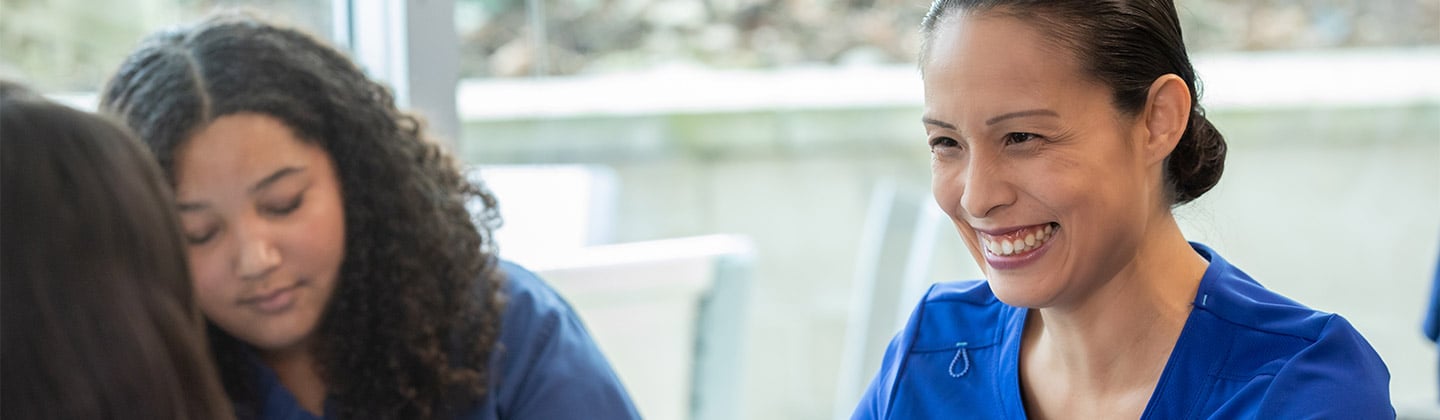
[1427,247,1440,342]
[250,261,642,419]
[1425,243,1440,401]
[853,242,1392,419]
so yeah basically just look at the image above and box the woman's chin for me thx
[986,275,1058,309]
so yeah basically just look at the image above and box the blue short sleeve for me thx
[1424,244,1440,342]
[1256,316,1393,418]
[852,333,906,420]
[480,262,641,420]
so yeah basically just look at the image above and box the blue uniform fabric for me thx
[1426,243,1440,401]
[853,242,1392,419]
[1426,250,1440,342]
[250,261,641,419]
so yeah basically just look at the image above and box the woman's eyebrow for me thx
[177,202,208,213]
[985,109,1059,126]
[922,116,956,129]
[175,167,307,211]
[249,166,306,194]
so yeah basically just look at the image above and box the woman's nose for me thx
[957,157,1015,219]
[235,225,280,281]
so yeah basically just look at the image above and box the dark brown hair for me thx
[0,81,234,420]
[100,13,505,419]
[921,0,1226,205]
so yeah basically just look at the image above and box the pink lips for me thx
[978,223,1059,270]
[241,284,300,314]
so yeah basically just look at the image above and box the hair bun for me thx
[1168,109,1227,205]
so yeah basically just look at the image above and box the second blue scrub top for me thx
[250,261,641,419]
[853,242,1392,419]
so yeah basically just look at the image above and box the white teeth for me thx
[980,224,1058,257]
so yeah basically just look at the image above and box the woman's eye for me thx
[929,137,960,150]
[186,228,218,245]
[265,196,304,215]
[1003,132,1041,145]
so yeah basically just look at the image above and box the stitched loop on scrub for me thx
[948,342,970,378]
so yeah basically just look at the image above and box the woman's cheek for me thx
[932,163,965,212]
[187,250,227,307]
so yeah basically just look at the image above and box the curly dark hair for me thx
[100,13,505,419]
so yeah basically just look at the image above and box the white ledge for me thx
[458,47,1440,120]
[51,47,1440,118]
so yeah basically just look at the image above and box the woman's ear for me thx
[1141,74,1192,166]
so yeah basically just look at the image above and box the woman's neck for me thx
[1019,215,1209,418]
[261,342,327,416]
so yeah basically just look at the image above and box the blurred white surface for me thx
[475,164,618,263]
[457,48,1440,121]
[531,235,754,420]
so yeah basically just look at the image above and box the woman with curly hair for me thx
[100,14,639,420]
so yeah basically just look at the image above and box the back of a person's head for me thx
[0,81,234,420]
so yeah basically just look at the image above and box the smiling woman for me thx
[852,0,1394,419]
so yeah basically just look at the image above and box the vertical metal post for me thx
[525,0,549,77]
[337,0,462,147]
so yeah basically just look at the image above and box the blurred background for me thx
[4,0,1438,418]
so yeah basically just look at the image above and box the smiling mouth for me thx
[979,222,1058,257]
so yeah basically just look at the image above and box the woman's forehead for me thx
[925,14,1085,82]
[922,15,1096,126]
[173,114,326,194]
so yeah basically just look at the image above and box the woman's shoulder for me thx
[1182,244,1392,417]
[1187,310,1393,417]
[494,260,568,316]
[488,260,593,346]
[477,260,642,419]
[1189,243,1345,341]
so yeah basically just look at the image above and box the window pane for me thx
[455,0,929,78]
[455,0,1440,78]
[0,0,332,93]
[1180,0,1440,50]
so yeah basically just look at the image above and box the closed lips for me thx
[241,283,299,305]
